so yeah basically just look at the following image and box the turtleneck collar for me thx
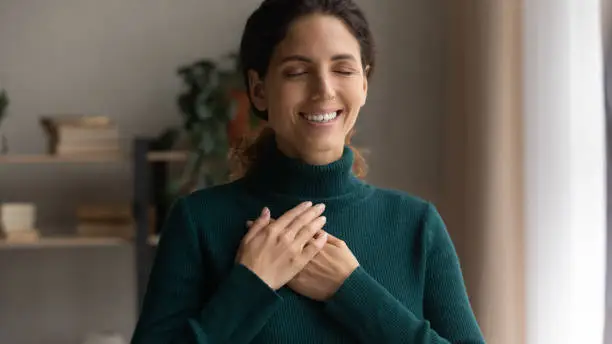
[243,137,367,200]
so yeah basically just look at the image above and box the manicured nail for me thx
[261,207,270,217]
[320,216,327,224]
[303,201,313,207]
[315,203,326,211]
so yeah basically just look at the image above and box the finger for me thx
[271,201,313,231]
[313,229,327,240]
[325,232,344,246]
[243,207,271,243]
[284,203,326,240]
[301,231,328,259]
[246,218,275,228]
[294,215,327,249]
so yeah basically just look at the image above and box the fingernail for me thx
[261,207,270,217]
[320,216,327,223]
[246,220,254,227]
[315,203,326,211]
[303,201,313,207]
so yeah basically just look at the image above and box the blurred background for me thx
[0,0,608,343]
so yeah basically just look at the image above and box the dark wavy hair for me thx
[229,0,376,180]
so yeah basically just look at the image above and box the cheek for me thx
[345,81,366,105]
[339,83,366,116]
[268,82,306,117]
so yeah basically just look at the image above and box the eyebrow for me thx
[280,54,357,64]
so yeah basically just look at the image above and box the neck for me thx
[276,138,344,166]
[244,135,365,199]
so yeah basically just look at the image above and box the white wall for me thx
[0,0,446,343]
[603,0,612,341]
[523,0,607,343]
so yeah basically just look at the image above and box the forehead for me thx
[272,13,362,62]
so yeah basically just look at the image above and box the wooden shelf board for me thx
[0,151,189,164]
[0,235,161,249]
[146,151,189,162]
[0,154,126,164]
[0,236,131,249]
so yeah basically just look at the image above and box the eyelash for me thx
[284,70,356,78]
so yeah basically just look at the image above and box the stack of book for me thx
[0,203,40,242]
[76,204,135,239]
[40,115,121,156]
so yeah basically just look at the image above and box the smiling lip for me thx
[300,108,343,116]
[299,109,343,126]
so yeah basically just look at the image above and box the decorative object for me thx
[82,332,127,344]
[0,89,9,154]
[0,202,40,242]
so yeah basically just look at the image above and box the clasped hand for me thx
[236,202,359,301]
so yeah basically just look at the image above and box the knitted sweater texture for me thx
[131,143,485,344]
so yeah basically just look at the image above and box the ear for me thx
[361,65,370,107]
[248,69,267,112]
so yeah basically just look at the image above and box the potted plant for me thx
[0,89,9,154]
[155,53,258,198]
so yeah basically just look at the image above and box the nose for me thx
[310,71,336,101]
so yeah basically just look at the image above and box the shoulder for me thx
[366,185,447,235]
[368,186,451,249]
[178,179,246,216]
[369,185,433,217]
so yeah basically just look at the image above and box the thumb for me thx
[325,232,344,246]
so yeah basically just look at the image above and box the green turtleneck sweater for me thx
[131,143,485,344]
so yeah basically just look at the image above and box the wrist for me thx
[334,263,360,291]
[239,262,280,291]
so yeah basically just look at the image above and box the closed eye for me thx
[285,71,307,78]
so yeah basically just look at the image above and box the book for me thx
[76,223,134,239]
[40,115,121,156]
[75,204,156,238]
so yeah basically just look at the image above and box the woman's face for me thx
[249,13,369,163]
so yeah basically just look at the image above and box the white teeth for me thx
[303,111,338,123]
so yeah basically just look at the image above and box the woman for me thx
[131,0,485,343]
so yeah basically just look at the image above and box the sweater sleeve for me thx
[323,203,485,344]
[131,197,283,344]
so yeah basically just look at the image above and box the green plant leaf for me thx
[0,90,8,127]
[195,93,212,120]
[199,130,215,154]
[152,128,180,150]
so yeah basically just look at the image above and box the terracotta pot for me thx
[227,90,252,145]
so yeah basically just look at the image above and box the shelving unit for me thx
[1,139,185,313]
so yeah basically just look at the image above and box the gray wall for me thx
[0,0,445,343]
